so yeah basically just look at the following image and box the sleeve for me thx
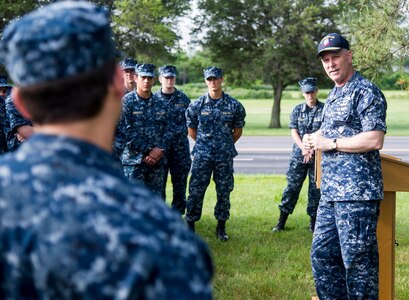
[185,100,199,129]
[357,88,387,133]
[6,97,32,131]
[288,106,299,130]
[233,101,246,128]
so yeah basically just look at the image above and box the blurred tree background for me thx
[1,0,408,127]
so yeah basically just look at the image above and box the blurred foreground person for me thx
[0,1,213,299]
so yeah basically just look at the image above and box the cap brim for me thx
[161,72,176,77]
[205,74,221,80]
[137,72,155,77]
[315,47,342,59]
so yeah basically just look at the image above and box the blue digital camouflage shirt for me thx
[320,71,387,202]
[154,88,191,139]
[186,92,246,161]
[289,101,324,160]
[114,91,173,165]
[0,134,213,299]
[5,95,33,151]
[0,96,7,153]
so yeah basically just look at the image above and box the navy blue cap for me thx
[0,75,12,88]
[159,65,177,77]
[203,66,223,80]
[298,77,317,93]
[136,63,156,77]
[120,58,137,70]
[316,33,350,58]
[0,1,119,87]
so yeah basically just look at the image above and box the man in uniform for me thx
[272,77,323,232]
[0,75,12,153]
[114,63,173,198]
[155,65,191,214]
[305,33,387,299]
[0,1,213,298]
[119,57,137,93]
[185,66,246,241]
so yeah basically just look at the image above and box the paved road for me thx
[190,136,409,174]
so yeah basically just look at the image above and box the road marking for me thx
[236,148,409,152]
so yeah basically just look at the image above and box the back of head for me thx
[0,1,119,124]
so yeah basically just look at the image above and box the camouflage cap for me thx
[298,77,317,93]
[0,75,12,88]
[159,65,177,77]
[203,66,223,80]
[136,63,156,77]
[316,33,350,58]
[0,1,119,87]
[120,58,137,70]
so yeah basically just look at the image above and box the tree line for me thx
[1,0,408,128]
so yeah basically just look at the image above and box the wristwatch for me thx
[330,138,337,151]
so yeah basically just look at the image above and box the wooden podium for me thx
[314,152,409,300]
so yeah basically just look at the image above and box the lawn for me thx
[179,84,409,136]
[239,90,409,136]
[167,175,409,299]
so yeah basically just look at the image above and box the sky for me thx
[177,0,201,55]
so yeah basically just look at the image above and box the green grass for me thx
[239,90,409,136]
[167,175,409,299]
[179,84,409,136]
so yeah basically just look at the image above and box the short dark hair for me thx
[18,60,116,125]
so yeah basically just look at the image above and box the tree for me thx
[112,0,190,63]
[194,0,346,128]
[0,0,190,68]
[342,0,409,83]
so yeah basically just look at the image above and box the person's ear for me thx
[12,87,32,120]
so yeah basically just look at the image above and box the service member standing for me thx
[114,63,173,197]
[119,57,137,93]
[273,77,323,232]
[185,66,246,241]
[0,1,213,298]
[306,33,387,299]
[155,65,191,214]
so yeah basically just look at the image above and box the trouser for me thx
[311,200,380,300]
[185,158,234,222]
[279,157,320,217]
[124,164,167,198]
[163,136,192,214]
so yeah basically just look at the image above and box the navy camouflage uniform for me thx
[5,95,33,151]
[311,71,387,299]
[0,1,213,298]
[155,65,191,214]
[0,134,213,299]
[185,91,246,223]
[279,89,323,218]
[0,76,12,153]
[114,70,173,197]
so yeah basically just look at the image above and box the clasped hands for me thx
[143,147,164,166]
[303,131,332,153]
